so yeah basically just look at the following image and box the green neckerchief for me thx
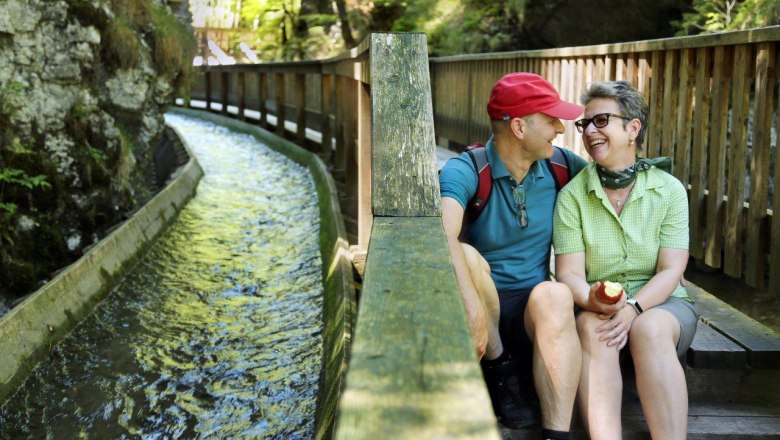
[596,157,673,189]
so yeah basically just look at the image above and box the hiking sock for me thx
[481,350,510,367]
[541,428,570,440]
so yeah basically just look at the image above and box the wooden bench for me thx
[503,280,780,439]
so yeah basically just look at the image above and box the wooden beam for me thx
[369,33,440,217]
[724,45,752,278]
[745,43,775,288]
[335,217,499,440]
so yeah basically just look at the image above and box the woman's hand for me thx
[595,305,638,350]
[585,281,626,315]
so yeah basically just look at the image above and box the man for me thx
[439,73,587,440]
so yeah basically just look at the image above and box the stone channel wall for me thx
[0,126,203,404]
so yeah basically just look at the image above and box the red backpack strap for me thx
[546,146,571,191]
[464,143,492,221]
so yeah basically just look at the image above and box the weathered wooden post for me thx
[238,70,246,121]
[321,73,334,160]
[335,32,499,440]
[276,72,286,136]
[295,73,307,146]
[220,70,229,116]
[258,71,269,129]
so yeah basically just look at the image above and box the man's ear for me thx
[510,117,526,139]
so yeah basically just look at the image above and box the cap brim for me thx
[540,101,584,120]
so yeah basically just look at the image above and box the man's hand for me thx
[464,298,488,359]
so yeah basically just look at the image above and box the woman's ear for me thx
[628,118,642,139]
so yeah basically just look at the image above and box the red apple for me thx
[595,281,624,304]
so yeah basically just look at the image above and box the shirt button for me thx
[623,255,628,260]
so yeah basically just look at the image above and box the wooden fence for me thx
[429,27,780,293]
[186,27,780,294]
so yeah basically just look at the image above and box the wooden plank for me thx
[258,71,268,129]
[724,45,752,278]
[320,74,334,158]
[646,51,663,157]
[335,217,499,440]
[357,81,372,248]
[275,73,286,135]
[220,71,229,115]
[660,50,677,159]
[687,321,746,369]
[674,48,693,184]
[369,33,440,217]
[295,73,307,146]
[689,47,711,260]
[237,71,246,121]
[686,283,780,368]
[772,50,780,295]
[704,46,730,268]
[745,43,775,288]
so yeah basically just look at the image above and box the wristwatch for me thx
[627,299,644,315]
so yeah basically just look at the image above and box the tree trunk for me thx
[334,0,356,48]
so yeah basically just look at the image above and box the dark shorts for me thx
[497,289,535,366]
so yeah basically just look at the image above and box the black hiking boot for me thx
[482,359,541,429]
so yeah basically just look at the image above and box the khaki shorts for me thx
[654,296,699,358]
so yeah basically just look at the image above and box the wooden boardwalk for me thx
[180,31,780,439]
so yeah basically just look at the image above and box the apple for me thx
[595,281,624,304]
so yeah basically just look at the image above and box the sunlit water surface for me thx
[0,114,323,439]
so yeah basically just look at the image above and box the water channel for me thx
[0,114,324,439]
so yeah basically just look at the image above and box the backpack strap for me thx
[464,143,491,221]
[546,146,571,191]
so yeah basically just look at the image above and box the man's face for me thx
[520,113,564,160]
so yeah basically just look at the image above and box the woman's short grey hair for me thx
[580,80,649,146]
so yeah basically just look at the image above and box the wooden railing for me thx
[186,27,780,293]
[429,27,780,293]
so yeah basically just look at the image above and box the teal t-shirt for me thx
[440,137,588,292]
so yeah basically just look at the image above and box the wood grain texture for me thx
[688,283,780,368]
[370,33,440,217]
[335,217,499,439]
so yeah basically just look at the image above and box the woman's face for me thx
[580,97,639,170]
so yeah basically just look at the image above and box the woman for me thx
[553,80,697,439]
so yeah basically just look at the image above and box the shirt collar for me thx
[486,136,546,183]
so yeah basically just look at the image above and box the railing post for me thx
[335,32,499,440]
[275,72,286,136]
[357,80,371,249]
[320,73,334,160]
[220,70,229,116]
[295,73,306,146]
[258,71,268,129]
[238,71,246,122]
[205,70,212,112]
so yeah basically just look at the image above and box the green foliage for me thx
[0,165,51,245]
[673,0,780,35]
[87,146,107,162]
[0,168,51,190]
[0,81,25,117]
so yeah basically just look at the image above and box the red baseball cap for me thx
[487,73,583,121]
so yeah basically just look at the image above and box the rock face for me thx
[0,0,193,300]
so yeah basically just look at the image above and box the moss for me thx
[102,18,143,70]
[149,5,196,98]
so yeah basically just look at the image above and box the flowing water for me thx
[0,114,324,439]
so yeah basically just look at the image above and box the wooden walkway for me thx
[181,31,780,439]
